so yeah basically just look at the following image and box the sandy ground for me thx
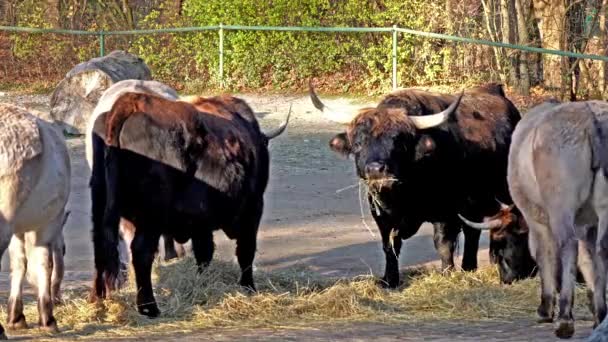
[0,91,594,341]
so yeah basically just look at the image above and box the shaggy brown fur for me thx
[105,92,201,148]
[346,83,519,151]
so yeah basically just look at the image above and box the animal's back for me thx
[508,102,600,225]
[13,119,70,233]
[85,80,179,168]
[0,104,42,176]
[0,104,69,229]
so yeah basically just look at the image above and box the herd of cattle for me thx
[0,77,607,339]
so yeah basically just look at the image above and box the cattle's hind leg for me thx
[551,212,577,339]
[528,219,557,324]
[28,233,57,332]
[51,234,65,305]
[7,234,27,330]
[234,202,263,291]
[130,227,161,318]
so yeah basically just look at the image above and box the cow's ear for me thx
[329,132,351,156]
[415,135,436,160]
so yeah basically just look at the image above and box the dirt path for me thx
[0,91,582,341]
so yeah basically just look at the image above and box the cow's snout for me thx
[365,162,386,178]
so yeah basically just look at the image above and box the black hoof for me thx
[138,303,160,318]
[240,283,257,294]
[377,277,399,289]
[554,319,574,339]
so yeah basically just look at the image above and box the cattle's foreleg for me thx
[577,236,596,316]
[192,230,214,268]
[131,229,161,318]
[162,233,179,261]
[30,242,57,332]
[594,220,608,328]
[462,225,481,271]
[378,225,402,289]
[117,219,135,289]
[7,234,27,330]
[432,222,458,271]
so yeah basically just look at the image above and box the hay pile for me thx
[0,257,592,339]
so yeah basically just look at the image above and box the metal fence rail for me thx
[2,24,607,89]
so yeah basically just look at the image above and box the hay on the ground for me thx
[0,257,592,339]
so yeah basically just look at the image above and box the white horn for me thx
[264,104,292,140]
[457,214,503,231]
[495,198,512,211]
[309,81,356,124]
[410,90,464,129]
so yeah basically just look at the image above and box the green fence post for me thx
[392,25,397,90]
[99,31,105,57]
[219,23,224,88]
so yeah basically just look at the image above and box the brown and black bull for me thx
[310,82,536,287]
[89,92,290,317]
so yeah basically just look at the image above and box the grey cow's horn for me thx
[457,214,503,231]
[309,80,355,124]
[410,90,464,130]
[264,104,292,140]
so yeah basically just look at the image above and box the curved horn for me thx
[410,90,464,130]
[495,197,512,211]
[457,214,503,231]
[309,80,355,124]
[264,104,292,140]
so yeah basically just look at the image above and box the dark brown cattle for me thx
[90,92,289,317]
[311,82,535,287]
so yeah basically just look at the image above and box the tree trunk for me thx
[45,0,61,28]
[600,0,608,97]
[501,0,519,86]
[481,0,506,81]
[533,0,567,91]
[444,0,456,77]
[515,0,531,95]
[49,50,152,135]
[121,0,134,30]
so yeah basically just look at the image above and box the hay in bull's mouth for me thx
[0,257,592,339]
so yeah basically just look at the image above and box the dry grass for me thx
[0,257,593,340]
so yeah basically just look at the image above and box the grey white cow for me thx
[85,79,189,285]
[0,104,71,338]
[505,99,608,338]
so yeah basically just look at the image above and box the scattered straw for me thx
[0,257,593,340]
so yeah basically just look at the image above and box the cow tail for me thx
[90,122,121,300]
[591,114,608,179]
